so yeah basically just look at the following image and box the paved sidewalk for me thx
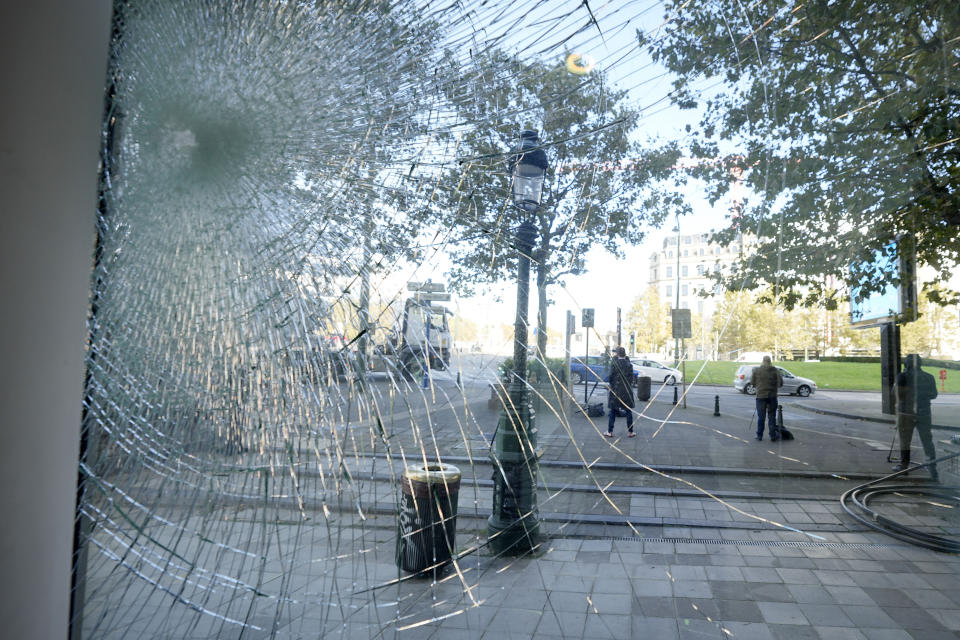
[80,374,960,640]
[785,391,960,430]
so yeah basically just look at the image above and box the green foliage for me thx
[711,289,889,356]
[498,356,568,384]
[626,285,672,353]
[449,314,479,343]
[901,286,960,358]
[639,0,960,307]
[419,50,686,354]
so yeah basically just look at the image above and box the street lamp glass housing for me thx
[511,130,548,213]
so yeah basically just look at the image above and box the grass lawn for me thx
[681,360,960,393]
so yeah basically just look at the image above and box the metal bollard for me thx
[672,386,678,405]
[714,395,720,417]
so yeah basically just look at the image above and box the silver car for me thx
[734,364,816,397]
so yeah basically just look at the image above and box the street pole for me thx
[489,129,546,555]
[681,337,687,408]
[674,222,681,367]
[357,211,373,382]
[584,329,589,406]
[488,220,540,553]
[565,311,573,408]
[616,307,621,348]
[422,314,430,389]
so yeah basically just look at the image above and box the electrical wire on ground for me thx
[840,451,960,553]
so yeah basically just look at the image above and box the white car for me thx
[632,359,682,385]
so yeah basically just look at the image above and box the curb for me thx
[786,402,960,432]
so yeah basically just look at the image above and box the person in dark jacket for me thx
[750,356,783,441]
[604,347,635,438]
[893,354,939,480]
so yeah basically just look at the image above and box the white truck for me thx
[369,283,453,379]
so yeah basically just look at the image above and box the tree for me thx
[902,286,960,357]
[712,291,776,355]
[423,51,683,357]
[627,286,672,354]
[639,0,960,308]
[450,314,479,344]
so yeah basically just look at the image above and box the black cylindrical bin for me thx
[397,463,461,574]
[636,376,652,402]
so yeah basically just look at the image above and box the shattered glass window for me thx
[74,1,960,638]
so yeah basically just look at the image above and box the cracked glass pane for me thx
[75,1,959,638]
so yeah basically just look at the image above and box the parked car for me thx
[633,359,682,385]
[570,355,608,385]
[570,356,682,386]
[733,364,816,397]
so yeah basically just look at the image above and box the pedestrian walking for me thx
[604,347,635,438]
[751,356,783,441]
[893,354,939,480]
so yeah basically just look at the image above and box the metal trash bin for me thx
[636,376,651,402]
[397,463,461,574]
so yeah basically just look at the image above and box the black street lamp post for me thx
[488,130,548,554]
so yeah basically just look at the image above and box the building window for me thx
[699,248,705,256]
[665,285,672,298]
[668,250,673,258]
[684,236,692,244]
[681,301,689,309]
[683,249,688,257]
[696,264,704,275]
[682,284,688,296]
[666,266,672,278]
[698,301,704,314]
[681,265,688,277]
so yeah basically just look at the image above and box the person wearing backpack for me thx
[604,347,635,438]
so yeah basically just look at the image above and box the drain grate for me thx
[560,534,906,549]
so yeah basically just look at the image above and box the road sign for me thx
[414,292,451,301]
[671,308,691,339]
[566,311,576,335]
[407,281,446,292]
[582,308,594,328]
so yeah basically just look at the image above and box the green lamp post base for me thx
[487,383,542,555]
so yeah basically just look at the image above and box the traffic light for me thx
[629,332,635,354]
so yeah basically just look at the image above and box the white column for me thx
[0,2,111,637]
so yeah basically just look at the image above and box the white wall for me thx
[0,3,111,637]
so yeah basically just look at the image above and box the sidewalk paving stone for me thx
[722,621,778,640]
[814,627,869,640]
[758,601,810,625]
[797,603,856,627]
